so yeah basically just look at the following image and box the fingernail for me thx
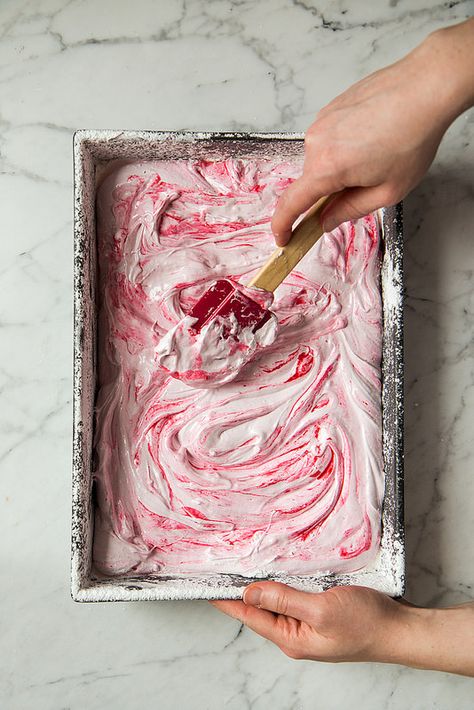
[243,586,262,607]
[275,234,289,247]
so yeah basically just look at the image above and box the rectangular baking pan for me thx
[72,130,404,602]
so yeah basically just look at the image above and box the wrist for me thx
[381,603,437,668]
[418,19,474,123]
[373,601,474,676]
[368,601,433,667]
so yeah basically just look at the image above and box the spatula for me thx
[188,196,330,333]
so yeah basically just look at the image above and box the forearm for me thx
[381,601,474,676]
[376,20,474,675]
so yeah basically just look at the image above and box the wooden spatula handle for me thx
[248,196,330,293]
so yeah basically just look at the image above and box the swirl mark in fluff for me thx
[93,158,383,576]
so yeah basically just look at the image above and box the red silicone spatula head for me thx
[188,279,271,333]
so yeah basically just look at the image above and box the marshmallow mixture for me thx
[93,158,384,576]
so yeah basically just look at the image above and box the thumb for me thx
[243,581,315,621]
[321,184,395,232]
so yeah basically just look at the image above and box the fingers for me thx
[210,598,292,646]
[271,175,331,246]
[210,582,317,647]
[243,581,316,622]
[320,184,397,232]
[274,181,396,245]
[209,599,247,619]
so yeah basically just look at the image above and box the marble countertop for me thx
[1,0,473,707]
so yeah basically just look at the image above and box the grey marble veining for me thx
[0,0,473,708]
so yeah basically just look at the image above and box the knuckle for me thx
[304,124,316,140]
[304,128,319,150]
[274,593,290,616]
[276,192,300,223]
[277,189,293,208]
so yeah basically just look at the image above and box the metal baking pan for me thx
[72,130,404,602]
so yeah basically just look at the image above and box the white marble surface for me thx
[1,0,473,707]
